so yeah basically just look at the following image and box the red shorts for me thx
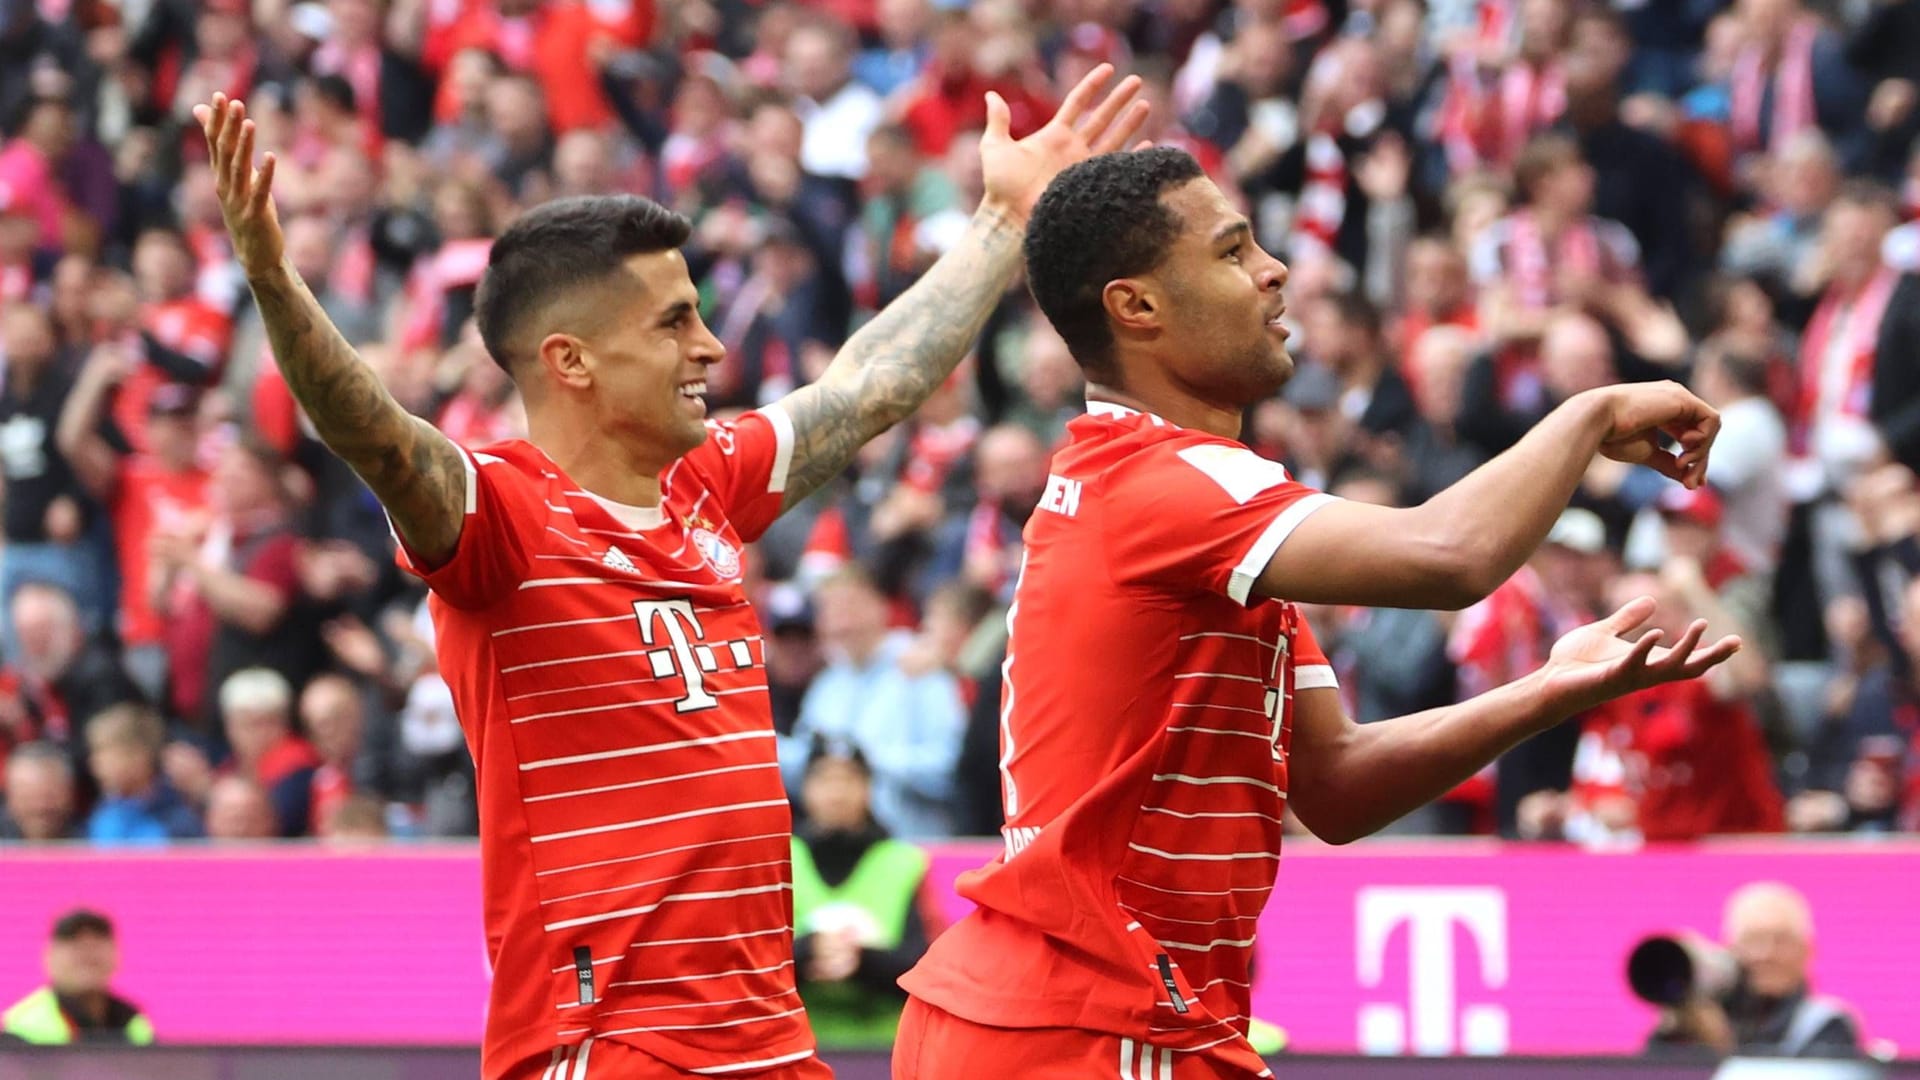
[502,1038,835,1080]
[892,997,1267,1080]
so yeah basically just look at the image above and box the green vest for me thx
[789,835,927,1050]
[1247,1015,1288,1056]
[2,987,154,1046]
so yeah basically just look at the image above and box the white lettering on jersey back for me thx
[1003,825,1041,859]
[1175,444,1293,505]
[1039,474,1082,517]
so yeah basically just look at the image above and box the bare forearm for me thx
[247,259,466,563]
[1419,393,1611,591]
[189,563,287,634]
[1293,674,1561,843]
[778,204,1024,508]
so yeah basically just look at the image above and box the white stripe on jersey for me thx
[542,882,792,931]
[1120,1037,1137,1080]
[549,926,791,974]
[520,729,772,771]
[1227,491,1341,605]
[1165,725,1269,740]
[1179,631,1279,649]
[1141,806,1285,824]
[515,694,684,724]
[597,1005,806,1037]
[1171,672,1267,683]
[502,647,657,674]
[571,1038,594,1080]
[1295,664,1339,689]
[1121,905,1259,928]
[688,1049,818,1075]
[530,798,789,844]
[596,989,799,1019]
[1150,772,1284,795]
[541,858,790,906]
[1127,842,1279,862]
[1194,975,1252,992]
[600,959,794,994]
[535,830,793,879]
[494,613,635,638]
[547,526,591,548]
[526,762,778,804]
[540,1047,564,1080]
[1156,935,1258,953]
[1117,876,1273,898]
[764,404,796,493]
[508,676,671,703]
[1168,701,1271,716]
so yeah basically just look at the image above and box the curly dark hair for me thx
[474,195,692,374]
[1023,148,1205,378]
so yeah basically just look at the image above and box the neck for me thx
[1532,203,1574,234]
[843,632,886,667]
[528,407,668,508]
[1085,381,1245,441]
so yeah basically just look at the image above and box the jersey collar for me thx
[1085,398,1176,427]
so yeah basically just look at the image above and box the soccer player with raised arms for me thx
[896,149,1741,1078]
[193,68,1146,1080]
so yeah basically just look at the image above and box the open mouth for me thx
[678,380,707,400]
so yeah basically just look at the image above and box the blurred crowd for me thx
[1,0,1920,848]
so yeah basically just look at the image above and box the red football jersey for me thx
[395,408,822,1079]
[899,402,1340,1073]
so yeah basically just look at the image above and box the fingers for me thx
[1051,63,1115,129]
[1601,595,1657,636]
[1132,139,1154,151]
[983,91,1012,143]
[1677,635,1743,679]
[1612,627,1663,676]
[1089,99,1152,156]
[251,151,278,215]
[1648,617,1708,670]
[1076,72,1142,145]
[232,118,256,200]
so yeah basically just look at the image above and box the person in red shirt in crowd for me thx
[195,61,1143,1078]
[166,667,322,837]
[898,148,1732,1078]
[1395,235,1481,386]
[56,348,214,705]
[1537,570,1784,846]
[420,0,650,134]
[121,228,230,455]
[297,672,368,836]
[897,10,1055,158]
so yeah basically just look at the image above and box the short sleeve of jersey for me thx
[673,405,796,543]
[1292,612,1339,691]
[1103,435,1339,607]
[391,443,543,610]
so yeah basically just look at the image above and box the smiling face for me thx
[1128,177,1294,406]
[565,250,725,465]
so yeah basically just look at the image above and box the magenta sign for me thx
[0,841,1915,1054]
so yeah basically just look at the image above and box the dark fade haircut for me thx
[474,195,692,374]
[1023,148,1206,377]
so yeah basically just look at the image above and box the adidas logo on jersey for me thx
[602,546,637,574]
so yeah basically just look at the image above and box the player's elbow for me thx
[1407,539,1500,611]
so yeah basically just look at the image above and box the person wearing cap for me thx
[56,342,213,704]
[1452,508,1618,834]
[789,738,932,1050]
[1,910,153,1045]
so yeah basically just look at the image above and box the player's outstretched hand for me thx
[1537,596,1741,718]
[1588,381,1721,490]
[979,63,1151,222]
[191,92,284,279]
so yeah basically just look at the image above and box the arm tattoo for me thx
[249,259,468,565]
[777,204,1024,511]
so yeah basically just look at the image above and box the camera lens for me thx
[1627,937,1695,1006]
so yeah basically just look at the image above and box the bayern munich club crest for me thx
[691,527,741,578]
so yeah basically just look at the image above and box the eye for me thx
[1224,244,1244,263]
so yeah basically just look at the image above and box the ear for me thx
[1102,277,1163,339]
[537,332,592,390]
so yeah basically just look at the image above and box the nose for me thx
[691,318,726,368]
[1260,251,1289,293]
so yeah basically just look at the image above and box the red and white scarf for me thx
[1730,16,1819,157]
[1292,132,1347,257]
[1795,268,1897,445]
[1493,60,1565,166]
[1503,211,1601,311]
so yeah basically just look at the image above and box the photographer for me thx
[1642,882,1864,1060]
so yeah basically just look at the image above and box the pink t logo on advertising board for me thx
[1356,886,1509,1056]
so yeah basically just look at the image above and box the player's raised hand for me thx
[1536,596,1742,718]
[1588,381,1721,490]
[191,92,283,279]
[979,63,1151,222]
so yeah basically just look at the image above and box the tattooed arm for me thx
[777,208,1024,509]
[771,66,1149,512]
[196,93,467,568]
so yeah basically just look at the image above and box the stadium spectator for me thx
[0,741,77,841]
[791,738,931,1050]
[1645,882,1863,1059]
[295,672,368,835]
[0,304,100,641]
[0,910,152,1045]
[0,582,143,759]
[83,704,201,844]
[213,668,320,837]
[784,566,966,839]
[202,775,279,841]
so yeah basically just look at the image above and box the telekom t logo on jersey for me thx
[1355,886,1509,1055]
[634,599,718,712]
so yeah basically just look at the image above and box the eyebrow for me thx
[1213,220,1252,246]
[657,299,694,326]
